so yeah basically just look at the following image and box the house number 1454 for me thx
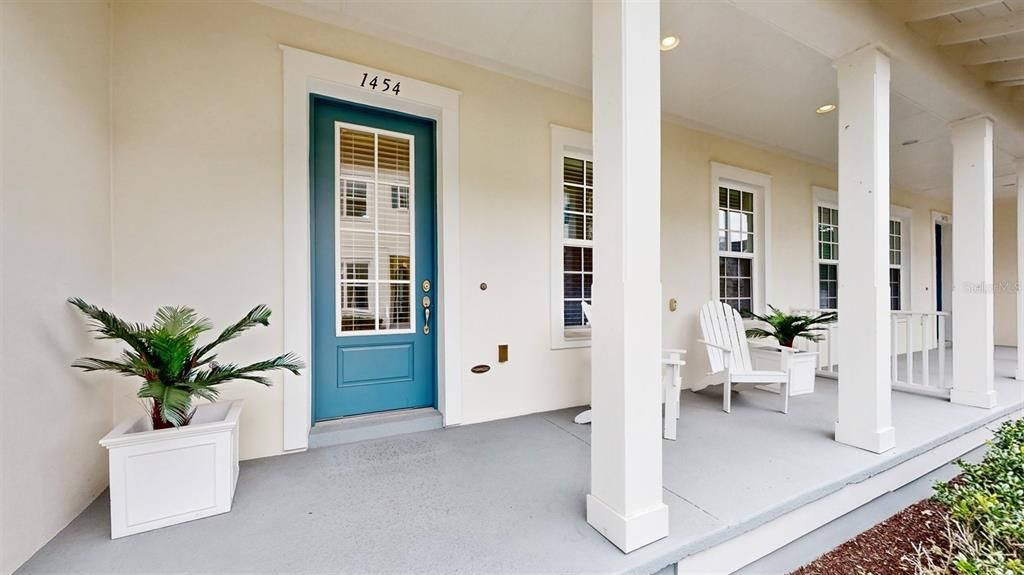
[360,73,401,95]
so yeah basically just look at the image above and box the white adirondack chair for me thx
[573,301,687,439]
[695,301,789,414]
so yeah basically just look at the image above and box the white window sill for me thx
[552,328,592,349]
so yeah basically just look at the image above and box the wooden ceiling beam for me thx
[961,38,1024,65]
[987,60,1024,84]
[934,11,1024,45]
[990,79,1024,87]
[905,0,1003,22]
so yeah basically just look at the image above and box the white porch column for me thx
[1016,160,1024,380]
[834,46,895,454]
[587,0,668,554]
[951,115,997,407]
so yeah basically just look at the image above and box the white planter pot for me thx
[749,345,818,396]
[99,400,242,538]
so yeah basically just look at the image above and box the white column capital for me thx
[832,42,892,69]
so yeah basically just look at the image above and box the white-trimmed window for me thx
[711,163,770,315]
[813,187,841,311]
[889,206,911,311]
[889,219,903,311]
[813,188,911,312]
[550,125,594,349]
[718,187,755,312]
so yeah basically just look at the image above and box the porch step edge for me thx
[309,408,442,449]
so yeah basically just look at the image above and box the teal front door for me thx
[311,95,437,421]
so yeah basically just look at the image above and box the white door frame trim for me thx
[281,45,462,451]
[930,210,952,316]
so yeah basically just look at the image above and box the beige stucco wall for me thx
[995,196,1017,348]
[109,0,965,460]
[0,2,113,573]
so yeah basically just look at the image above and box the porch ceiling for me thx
[260,0,1023,199]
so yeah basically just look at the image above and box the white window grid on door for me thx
[334,121,416,337]
[341,261,372,310]
[816,203,839,311]
[341,181,369,218]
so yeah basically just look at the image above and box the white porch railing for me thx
[789,309,952,399]
[790,312,840,378]
[890,311,951,398]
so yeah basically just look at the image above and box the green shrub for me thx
[928,418,1024,574]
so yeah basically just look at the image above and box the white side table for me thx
[749,345,818,396]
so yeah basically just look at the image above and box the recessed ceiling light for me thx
[816,104,837,115]
[660,36,679,51]
[902,139,920,146]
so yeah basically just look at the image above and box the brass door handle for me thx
[422,295,431,335]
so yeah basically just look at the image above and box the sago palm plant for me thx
[68,298,304,429]
[743,305,837,348]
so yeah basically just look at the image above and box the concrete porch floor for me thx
[17,348,1024,575]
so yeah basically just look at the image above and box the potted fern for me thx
[68,298,303,538]
[743,306,837,395]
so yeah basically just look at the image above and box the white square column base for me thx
[835,421,895,454]
[586,494,669,553]
[951,388,997,409]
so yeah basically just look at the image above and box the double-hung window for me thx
[712,163,770,315]
[550,126,594,348]
[813,188,910,312]
[562,156,594,335]
[717,187,755,313]
[889,219,904,311]
[817,204,839,310]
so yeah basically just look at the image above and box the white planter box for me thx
[750,345,818,396]
[99,400,242,538]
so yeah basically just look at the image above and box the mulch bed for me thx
[790,497,951,574]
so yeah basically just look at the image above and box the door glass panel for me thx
[338,232,377,281]
[336,124,415,335]
[378,184,411,234]
[339,129,375,179]
[377,135,411,184]
[383,256,411,330]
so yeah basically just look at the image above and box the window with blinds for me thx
[889,219,903,311]
[335,124,415,335]
[717,186,754,313]
[817,205,839,310]
[562,156,593,335]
